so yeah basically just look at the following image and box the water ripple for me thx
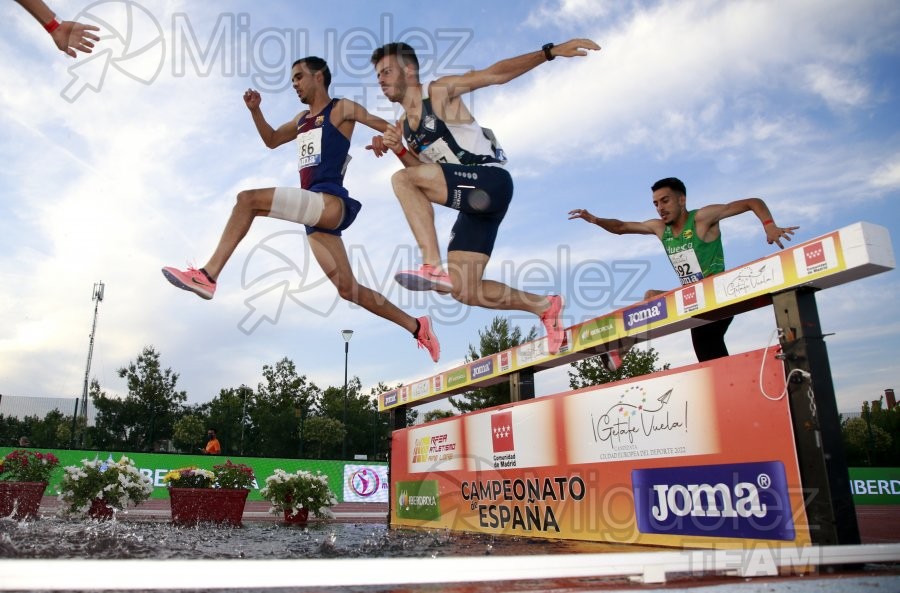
[0,516,620,560]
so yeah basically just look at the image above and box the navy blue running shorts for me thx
[304,183,362,237]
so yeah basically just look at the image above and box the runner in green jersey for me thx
[569,177,797,366]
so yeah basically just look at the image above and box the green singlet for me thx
[661,210,725,286]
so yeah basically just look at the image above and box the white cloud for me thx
[871,154,900,188]
[525,0,613,28]
[480,0,899,172]
[804,63,870,109]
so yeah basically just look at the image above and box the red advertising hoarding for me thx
[390,348,811,549]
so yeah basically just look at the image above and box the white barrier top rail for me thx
[378,221,894,411]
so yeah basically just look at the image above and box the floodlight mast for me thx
[79,281,104,445]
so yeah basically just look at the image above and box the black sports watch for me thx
[542,42,555,61]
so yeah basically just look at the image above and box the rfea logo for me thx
[411,437,431,464]
[632,461,795,540]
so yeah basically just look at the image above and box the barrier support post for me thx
[509,368,535,402]
[387,405,408,528]
[773,286,860,546]
[391,406,407,431]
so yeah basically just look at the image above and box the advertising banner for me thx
[389,348,812,549]
[849,467,900,505]
[0,450,385,503]
[342,463,389,503]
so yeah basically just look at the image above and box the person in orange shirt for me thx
[203,428,221,455]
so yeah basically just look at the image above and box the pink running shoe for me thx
[395,264,453,293]
[162,266,216,300]
[540,295,566,355]
[415,316,441,363]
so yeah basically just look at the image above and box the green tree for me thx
[367,383,395,461]
[568,346,670,389]
[423,409,455,423]
[843,416,892,466]
[29,409,70,449]
[67,413,89,449]
[0,414,27,447]
[866,398,900,465]
[13,415,40,447]
[55,418,73,447]
[303,416,344,459]
[842,399,897,466]
[173,414,206,453]
[450,317,537,413]
[250,358,320,458]
[206,385,253,455]
[88,378,138,450]
[319,377,374,459]
[115,346,187,450]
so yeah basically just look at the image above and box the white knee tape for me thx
[269,187,324,226]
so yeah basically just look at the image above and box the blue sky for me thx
[1,0,898,416]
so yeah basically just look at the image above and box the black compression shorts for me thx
[439,164,513,256]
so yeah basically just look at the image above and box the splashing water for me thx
[0,516,634,560]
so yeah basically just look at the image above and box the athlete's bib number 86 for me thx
[299,140,316,157]
[297,128,323,169]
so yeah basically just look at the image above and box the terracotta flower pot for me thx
[0,481,47,519]
[88,498,115,520]
[283,507,310,525]
[169,488,249,526]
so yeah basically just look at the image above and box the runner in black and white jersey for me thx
[370,39,599,354]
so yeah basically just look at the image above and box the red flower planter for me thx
[169,488,249,526]
[283,507,310,525]
[88,498,115,520]
[0,481,47,519]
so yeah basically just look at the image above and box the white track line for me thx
[2,544,899,590]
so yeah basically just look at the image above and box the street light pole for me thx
[341,329,353,460]
[240,390,247,456]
